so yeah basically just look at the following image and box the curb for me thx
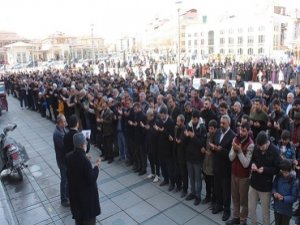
[0,181,16,225]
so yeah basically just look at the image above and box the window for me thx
[208,47,214,54]
[194,40,198,46]
[238,36,243,45]
[220,38,225,45]
[208,31,214,45]
[238,48,243,55]
[22,53,26,63]
[247,48,253,55]
[273,34,279,48]
[248,36,254,44]
[188,34,191,38]
[17,53,21,63]
[258,26,265,32]
[201,49,205,55]
[181,41,185,46]
[194,33,198,37]
[188,40,192,46]
[220,48,225,54]
[181,33,185,38]
[248,26,254,32]
[228,37,234,45]
[200,32,204,37]
[238,28,243,33]
[220,30,225,35]
[258,35,265,44]
[228,48,234,54]
[228,28,234,34]
[274,25,279,32]
[258,47,264,54]
[201,39,204,45]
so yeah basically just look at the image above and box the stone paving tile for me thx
[10,192,41,211]
[146,192,179,211]
[184,214,219,225]
[163,203,198,225]
[100,211,138,225]
[141,213,178,225]
[116,173,144,187]
[99,180,125,195]
[36,175,60,189]
[16,205,50,225]
[97,199,122,221]
[111,191,143,210]
[125,201,159,223]
[131,183,162,200]
[42,184,60,200]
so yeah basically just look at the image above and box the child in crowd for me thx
[272,159,298,225]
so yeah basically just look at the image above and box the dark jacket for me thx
[66,148,101,220]
[53,126,67,166]
[157,116,175,159]
[63,129,90,157]
[184,119,207,163]
[250,143,281,192]
[212,128,235,176]
[272,173,298,216]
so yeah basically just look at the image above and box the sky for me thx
[0,0,298,42]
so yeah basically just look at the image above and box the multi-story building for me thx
[0,31,28,64]
[185,5,296,61]
[116,37,136,53]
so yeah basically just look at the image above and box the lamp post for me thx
[91,23,95,65]
[176,1,182,74]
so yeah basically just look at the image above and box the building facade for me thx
[0,31,28,64]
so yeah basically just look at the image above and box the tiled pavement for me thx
[0,96,277,225]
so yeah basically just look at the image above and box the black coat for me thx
[212,128,235,176]
[64,129,90,157]
[250,143,280,192]
[66,148,101,220]
[157,117,175,159]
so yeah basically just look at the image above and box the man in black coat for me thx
[66,132,101,225]
[64,114,90,157]
[210,115,235,221]
[154,106,175,189]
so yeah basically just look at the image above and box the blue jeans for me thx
[58,163,69,202]
[187,161,202,198]
[117,131,128,160]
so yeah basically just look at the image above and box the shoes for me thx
[61,200,70,207]
[147,174,155,179]
[202,196,211,204]
[226,218,240,225]
[185,193,196,201]
[101,157,108,161]
[174,187,182,192]
[194,197,201,206]
[168,184,175,191]
[153,175,160,183]
[125,161,133,167]
[159,180,169,186]
[138,170,146,176]
[134,168,141,173]
[212,206,223,214]
[240,220,247,225]
[222,211,230,221]
[181,190,187,198]
[108,159,113,164]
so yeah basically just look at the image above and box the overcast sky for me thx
[0,0,298,41]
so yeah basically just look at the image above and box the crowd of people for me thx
[2,60,300,225]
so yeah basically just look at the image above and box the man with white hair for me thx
[210,115,235,221]
[285,93,294,115]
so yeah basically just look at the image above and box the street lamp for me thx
[91,23,95,65]
[176,1,182,74]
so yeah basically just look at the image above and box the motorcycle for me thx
[0,123,29,181]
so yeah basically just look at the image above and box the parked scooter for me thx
[0,123,29,181]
